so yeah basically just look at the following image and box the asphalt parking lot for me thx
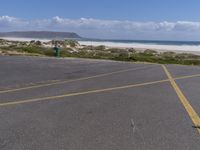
[0,56,199,150]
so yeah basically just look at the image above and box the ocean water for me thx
[79,39,200,52]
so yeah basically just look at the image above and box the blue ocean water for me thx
[81,39,200,46]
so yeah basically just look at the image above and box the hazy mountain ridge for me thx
[0,31,81,39]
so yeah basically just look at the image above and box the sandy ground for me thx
[79,41,200,55]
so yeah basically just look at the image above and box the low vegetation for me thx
[1,39,200,65]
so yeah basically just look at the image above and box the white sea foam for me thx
[79,41,200,52]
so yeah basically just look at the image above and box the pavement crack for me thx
[130,119,149,150]
[131,119,136,134]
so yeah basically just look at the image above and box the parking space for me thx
[0,56,199,150]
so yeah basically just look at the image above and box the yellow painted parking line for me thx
[0,79,168,107]
[1,62,200,95]
[162,65,200,134]
[1,79,60,90]
[175,73,200,80]
[0,65,157,94]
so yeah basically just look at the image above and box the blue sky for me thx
[1,0,200,40]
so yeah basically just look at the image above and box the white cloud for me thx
[0,16,28,28]
[1,16,200,40]
[174,21,200,31]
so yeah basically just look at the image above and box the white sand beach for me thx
[79,41,200,53]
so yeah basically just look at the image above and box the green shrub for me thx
[44,49,55,56]
[64,40,79,47]
[108,48,126,53]
[20,46,44,54]
[144,49,158,55]
[127,48,136,53]
[95,45,106,51]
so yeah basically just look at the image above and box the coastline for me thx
[1,37,200,55]
[79,41,200,55]
[1,37,200,65]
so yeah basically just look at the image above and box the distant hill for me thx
[0,31,81,39]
